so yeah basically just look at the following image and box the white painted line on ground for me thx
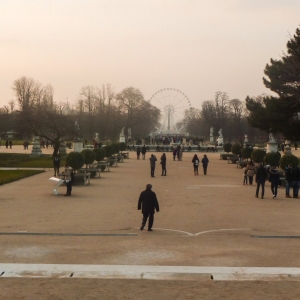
[194,228,251,236]
[150,228,251,237]
[187,184,241,188]
[1,264,300,281]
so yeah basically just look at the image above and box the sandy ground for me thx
[1,145,300,299]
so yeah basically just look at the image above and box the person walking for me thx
[172,148,177,161]
[9,140,12,149]
[160,153,166,176]
[149,154,157,177]
[192,154,199,175]
[255,163,268,199]
[136,146,141,160]
[138,184,160,231]
[201,154,209,175]
[53,154,61,177]
[5,140,8,149]
[242,166,248,185]
[268,166,280,199]
[285,164,293,198]
[141,145,147,160]
[63,164,73,196]
[246,161,255,185]
[292,166,300,198]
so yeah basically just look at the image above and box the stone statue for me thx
[269,132,276,142]
[218,128,223,138]
[128,128,132,138]
[74,120,80,139]
[210,127,213,136]
[120,127,125,137]
[95,133,99,142]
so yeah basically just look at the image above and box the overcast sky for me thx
[1,0,300,111]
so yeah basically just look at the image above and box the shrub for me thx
[231,143,241,156]
[111,143,120,154]
[241,147,253,160]
[119,142,126,152]
[279,154,299,170]
[264,152,281,167]
[104,145,114,158]
[66,152,84,170]
[93,148,105,162]
[81,149,95,167]
[223,143,232,153]
[251,149,266,163]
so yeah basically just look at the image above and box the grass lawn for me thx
[0,153,66,168]
[0,170,44,185]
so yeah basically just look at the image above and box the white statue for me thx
[120,127,125,137]
[95,133,99,142]
[128,128,132,138]
[210,127,213,136]
[218,128,223,138]
[269,132,276,142]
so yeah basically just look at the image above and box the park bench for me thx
[86,164,101,178]
[84,145,94,149]
[109,157,118,167]
[227,157,239,164]
[49,177,65,195]
[97,160,110,172]
[120,151,129,159]
[236,160,247,168]
[77,169,91,185]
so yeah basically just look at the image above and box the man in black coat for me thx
[255,163,268,199]
[138,184,159,231]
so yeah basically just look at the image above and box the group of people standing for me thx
[5,140,12,149]
[243,161,300,199]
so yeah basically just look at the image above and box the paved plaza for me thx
[1,146,300,299]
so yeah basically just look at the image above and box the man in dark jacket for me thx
[138,184,159,231]
[292,166,300,198]
[268,166,280,199]
[149,154,157,177]
[285,164,293,198]
[255,163,268,199]
[201,154,209,175]
[141,145,147,160]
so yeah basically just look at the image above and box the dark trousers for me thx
[54,166,59,176]
[203,165,208,175]
[271,183,278,197]
[256,182,265,197]
[66,181,72,195]
[161,164,166,176]
[151,167,155,177]
[248,176,254,185]
[142,213,154,229]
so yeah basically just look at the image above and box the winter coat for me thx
[292,167,300,181]
[255,166,268,183]
[192,156,199,166]
[160,155,166,166]
[141,146,146,154]
[149,155,157,167]
[246,164,255,177]
[268,168,280,185]
[201,157,209,166]
[285,167,293,183]
[138,189,159,214]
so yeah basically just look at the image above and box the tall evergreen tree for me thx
[246,26,300,140]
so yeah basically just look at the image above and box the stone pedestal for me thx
[73,141,83,152]
[267,141,278,153]
[210,135,214,143]
[284,146,292,155]
[217,137,223,146]
[30,137,43,156]
[59,143,67,156]
[119,136,125,143]
[182,138,187,145]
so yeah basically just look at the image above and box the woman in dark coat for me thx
[268,166,280,198]
[160,153,166,176]
[192,154,199,175]
[136,146,141,160]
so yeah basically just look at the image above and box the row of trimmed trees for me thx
[223,142,299,170]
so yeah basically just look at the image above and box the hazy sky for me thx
[1,0,300,110]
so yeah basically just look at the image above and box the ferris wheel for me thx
[149,88,191,133]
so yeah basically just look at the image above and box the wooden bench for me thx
[87,165,101,178]
[97,161,110,172]
[77,169,91,185]
[227,157,239,164]
[120,151,129,159]
[237,161,247,168]
[109,157,118,167]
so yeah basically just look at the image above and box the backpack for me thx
[195,159,199,166]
